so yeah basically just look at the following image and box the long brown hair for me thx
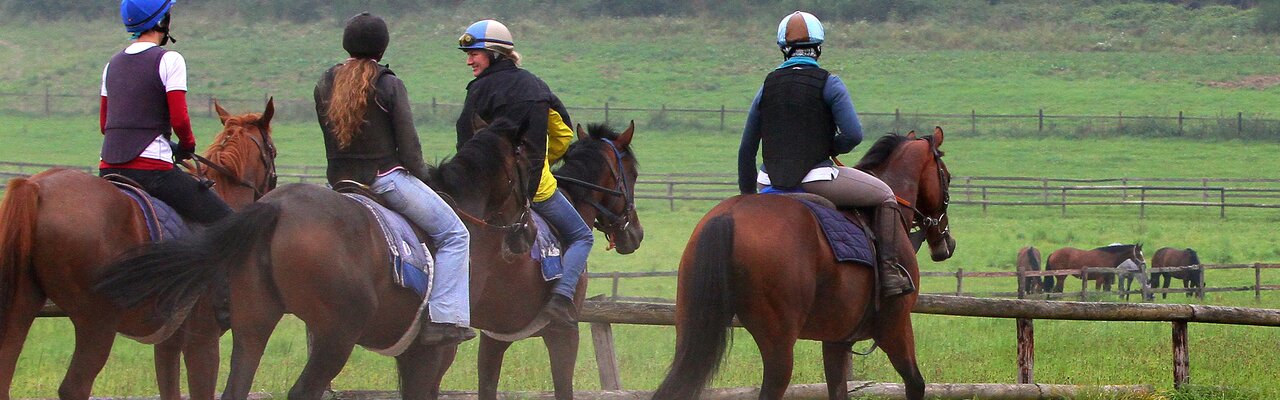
[326,58,379,149]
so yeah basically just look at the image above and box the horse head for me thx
[202,98,278,207]
[557,120,644,254]
[432,117,536,258]
[861,127,956,262]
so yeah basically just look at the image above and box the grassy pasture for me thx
[3,6,1280,400]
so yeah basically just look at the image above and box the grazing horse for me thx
[0,100,276,400]
[1044,244,1145,294]
[471,122,643,400]
[1151,247,1203,299]
[1017,246,1043,295]
[653,127,955,400]
[93,122,534,400]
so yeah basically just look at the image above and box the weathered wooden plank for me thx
[1016,318,1034,384]
[1172,320,1189,389]
[590,322,623,391]
[329,383,1153,400]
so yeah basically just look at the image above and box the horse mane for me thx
[427,120,519,196]
[1093,243,1136,256]
[202,113,267,177]
[854,134,913,171]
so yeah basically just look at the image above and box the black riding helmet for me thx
[343,12,389,60]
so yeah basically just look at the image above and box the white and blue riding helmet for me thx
[458,19,515,53]
[121,0,175,33]
[777,11,824,58]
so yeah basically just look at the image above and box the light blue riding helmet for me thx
[776,11,825,48]
[458,19,515,52]
[121,0,175,33]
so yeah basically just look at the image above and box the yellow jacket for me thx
[535,108,574,202]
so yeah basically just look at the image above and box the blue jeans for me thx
[372,170,471,327]
[533,190,594,299]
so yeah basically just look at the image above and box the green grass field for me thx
[3,5,1280,399]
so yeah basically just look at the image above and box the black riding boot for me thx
[874,201,916,298]
[540,294,578,330]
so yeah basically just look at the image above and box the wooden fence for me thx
[576,296,1280,392]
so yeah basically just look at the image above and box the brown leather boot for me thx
[873,201,916,298]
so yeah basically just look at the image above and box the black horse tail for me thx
[1186,249,1202,286]
[0,178,39,340]
[653,214,737,400]
[95,203,281,322]
[1043,256,1057,293]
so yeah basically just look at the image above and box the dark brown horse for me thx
[1044,244,1145,293]
[92,121,534,400]
[653,127,955,400]
[0,100,276,400]
[1151,247,1202,299]
[1017,246,1043,295]
[472,122,643,400]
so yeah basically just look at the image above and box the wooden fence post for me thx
[604,102,610,125]
[1238,112,1244,137]
[956,268,964,296]
[981,187,988,216]
[1118,111,1124,131]
[1178,111,1184,135]
[1038,109,1044,132]
[431,97,437,115]
[591,322,623,390]
[1017,318,1034,384]
[667,182,675,211]
[971,109,976,135]
[1172,320,1189,389]
[719,104,726,132]
[1219,189,1226,219]
[894,108,901,133]
[1256,263,1263,302]
[1061,188,1068,217]
[1017,267,1026,300]
[44,87,51,116]
[1140,188,1146,219]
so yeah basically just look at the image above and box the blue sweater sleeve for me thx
[737,88,764,195]
[826,75,863,155]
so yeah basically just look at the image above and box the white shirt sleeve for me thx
[158,51,187,92]
[101,63,110,96]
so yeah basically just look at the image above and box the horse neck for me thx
[205,130,264,209]
[868,141,929,211]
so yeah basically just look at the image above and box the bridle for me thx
[553,138,635,243]
[189,124,278,200]
[447,143,532,236]
[897,135,950,245]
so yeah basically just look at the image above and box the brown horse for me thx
[0,100,276,400]
[471,122,643,400]
[653,127,955,400]
[1044,244,1145,293]
[93,121,534,400]
[1150,247,1202,299]
[1017,246,1043,295]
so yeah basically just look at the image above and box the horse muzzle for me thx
[612,224,644,255]
[928,232,957,262]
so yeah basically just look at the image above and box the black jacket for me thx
[316,63,431,185]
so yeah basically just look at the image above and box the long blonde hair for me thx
[326,58,379,149]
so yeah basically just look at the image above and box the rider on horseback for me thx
[738,11,915,297]
[315,13,474,345]
[456,19,592,329]
[99,0,231,224]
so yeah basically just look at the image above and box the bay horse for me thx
[472,122,643,400]
[0,99,277,400]
[1044,244,1145,294]
[93,121,534,400]
[1150,247,1202,299]
[1017,246,1043,295]
[653,127,955,400]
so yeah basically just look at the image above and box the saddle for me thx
[103,174,190,242]
[333,181,435,297]
[774,192,876,267]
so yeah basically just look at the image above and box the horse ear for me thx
[933,126,945,148]
[616,120,636,148]
[471,114,490,133]
[214,100,232,126]
[575,123,589,141]
[906,130,917,140]
[259,97,275,129]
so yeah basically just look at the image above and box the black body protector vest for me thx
[759,67,835,189]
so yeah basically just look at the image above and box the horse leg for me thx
[395,342,454,400]
[0,277,44,400]
[476,335,514,400]
[543,328,580,400]
[821,342,852,400]
[424,344,459,399]
[58,317,119,400]
[752,333,798,400]
[181,305,223,400]
[1182,279,1191,298]
[286,326,359,400]
[222,308,283,400]
[154,335,184,400]
[876,308,925,400]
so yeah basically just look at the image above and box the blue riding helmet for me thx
[458,19,514,52]
[121,0,175,33]
[776,11,824,48]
